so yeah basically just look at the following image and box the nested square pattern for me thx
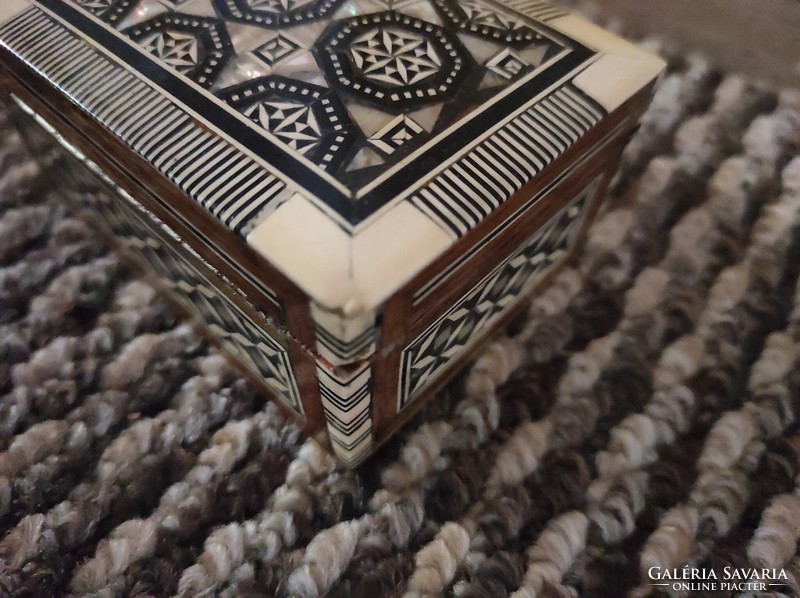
[0,0,664,464]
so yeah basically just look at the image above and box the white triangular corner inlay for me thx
[347,147,385,171]
[407,103,444,132]
[345,102,396,136]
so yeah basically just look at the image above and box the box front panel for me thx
[8,99,323,428]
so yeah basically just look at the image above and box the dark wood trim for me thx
[286,339,327,440]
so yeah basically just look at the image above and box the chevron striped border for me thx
[315,323,378,365]
[410,116,632,305]
[317,364,373,467]
[309,302,380,367]
[409,84,604,238]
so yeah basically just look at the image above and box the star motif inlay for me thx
[350,27,442,87]
[318,10,470,110]
[461,0,530,33]
[252,33,303,67]
[219,75,359,172]
[143,31,200,73]
[244,101,322,153]
[247,0,316,13]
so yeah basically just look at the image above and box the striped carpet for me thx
[1,46,799,598]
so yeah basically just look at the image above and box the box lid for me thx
[0,0,664,317]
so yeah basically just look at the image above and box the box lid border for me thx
[0,0,666,314]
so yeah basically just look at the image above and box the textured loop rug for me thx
[1,46,800,598]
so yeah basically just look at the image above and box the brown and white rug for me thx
[0,46,799,597]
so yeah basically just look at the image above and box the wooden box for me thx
[0,0,664,466]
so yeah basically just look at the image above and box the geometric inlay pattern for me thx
[369,114,425,155]
[75,0,137,24]
[123,14,234,88]
[399,177,600,408]
[218,76,359,172]
[81,0,578,188]
[144,30,200,74]
[247,101,321,154]
[433,0,546,44]
[252,33,304,67]
[486,48,530,80]
[350,27,442,87]
[317,11,472,110]
[213,0,344,29]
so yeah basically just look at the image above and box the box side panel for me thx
[371,84,656,443]
[0,38,331,352]
[0,60,283,321]
[4,88,328,439]
[373,162,608,442]
[397,83,651,331]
